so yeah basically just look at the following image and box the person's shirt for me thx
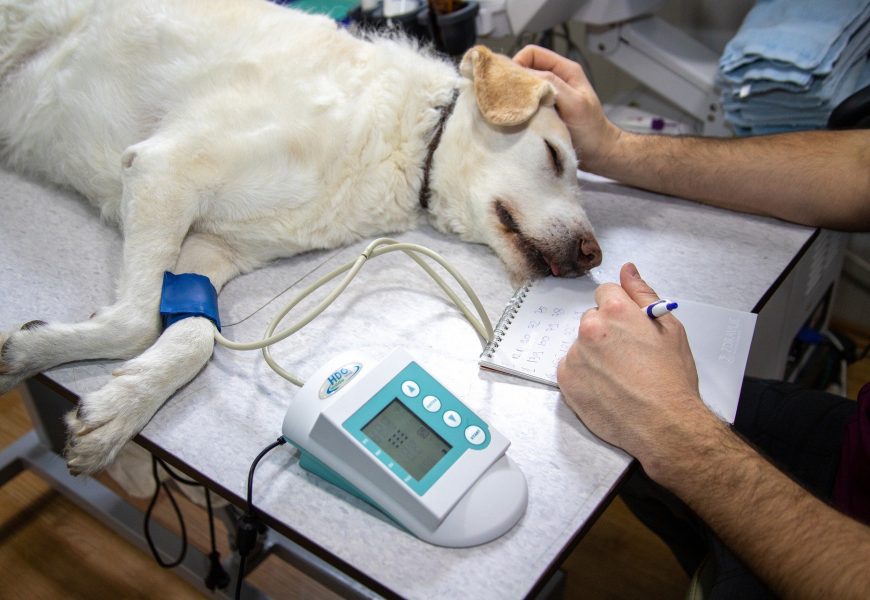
[834,382,870,524]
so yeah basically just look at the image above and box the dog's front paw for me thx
[65,413,123,475]
[0,321,46,393]
[63,375,160,475]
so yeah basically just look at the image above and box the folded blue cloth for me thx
[722,28,870,109]
[717,0,870,135]
[720,0,870,73]
[724,59,870,134]
[721,9,870,90]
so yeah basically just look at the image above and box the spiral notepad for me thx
[480,277,597,387]
[479,276,757,423]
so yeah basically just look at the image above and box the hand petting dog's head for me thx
[429,45,602,283]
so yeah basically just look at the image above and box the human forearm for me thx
[557,263,870,598]
[585,129,870,231]
[650,417,870,599]
[514,45,870,230]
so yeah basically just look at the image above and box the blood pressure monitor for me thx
[281,349,527,547]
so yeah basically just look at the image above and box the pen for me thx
[645,300,678,319]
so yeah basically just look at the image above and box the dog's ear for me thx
[460,45,556,126]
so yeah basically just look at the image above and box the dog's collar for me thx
[419,88,460,210]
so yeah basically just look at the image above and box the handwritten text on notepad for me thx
[508,304,584,380]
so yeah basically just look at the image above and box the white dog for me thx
[0,0,601,475]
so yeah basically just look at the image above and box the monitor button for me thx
[443,410,461,428]
[465,425,486,445]
[401,380,420,398]
[422,395,441,412]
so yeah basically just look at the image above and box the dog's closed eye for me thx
[544,140,564,178]
[495,199,521,234]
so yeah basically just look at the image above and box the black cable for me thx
[144,455,188,568]
[157,457,231,590]
[154,456,200,486]
[246,438,286,514]
[235,436,287,600]
[203,486,231,590]
[142,455,231,589]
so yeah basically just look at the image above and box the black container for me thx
[418,2,479,57]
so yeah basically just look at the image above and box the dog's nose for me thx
[547,235,602,277]
[579,236,602,270]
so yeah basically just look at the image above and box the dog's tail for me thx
[0,0,85,81]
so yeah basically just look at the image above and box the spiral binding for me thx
[480,282,532,359]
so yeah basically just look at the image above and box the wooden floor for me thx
[1,329,867,599]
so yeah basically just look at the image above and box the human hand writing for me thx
[557,263,721,482]
[512,44,621,172]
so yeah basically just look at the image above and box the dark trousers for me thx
[620,378,857,599]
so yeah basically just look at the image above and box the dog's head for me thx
[430,45,601,282]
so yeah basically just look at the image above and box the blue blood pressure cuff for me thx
[159,272,221,331]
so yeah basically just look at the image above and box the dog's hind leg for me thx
[63,233,243,475]
[0,141,199,393]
